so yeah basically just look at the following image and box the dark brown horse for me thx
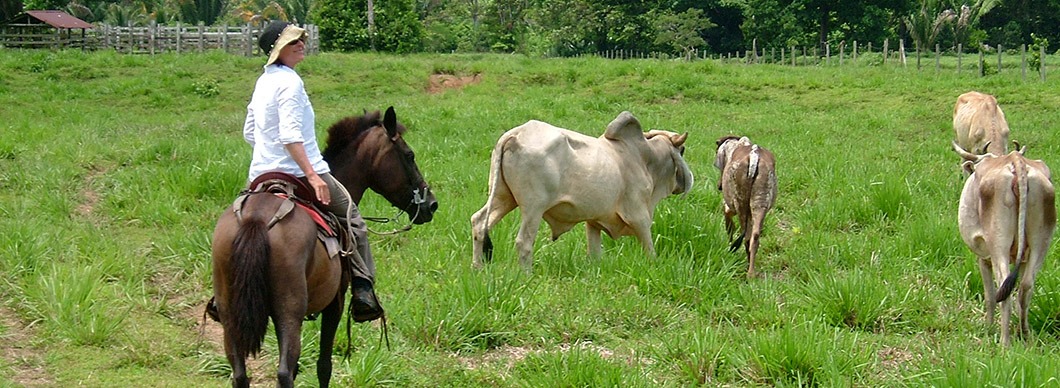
[211,107,437,388]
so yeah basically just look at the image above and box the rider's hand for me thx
[307,174,330,205]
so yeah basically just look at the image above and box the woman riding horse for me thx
[241,20,381,321]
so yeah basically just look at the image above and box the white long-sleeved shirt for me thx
[243,64,330,180]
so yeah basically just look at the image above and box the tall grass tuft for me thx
[744,320,868,386]
[801,269,901,332]
[20,264,127,346]
[514,344,653,388]
[921,349,1060,387]
[655,324,734,386]
[403,265,536,351]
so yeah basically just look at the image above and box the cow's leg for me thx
[989,254,1014,346]
[723,203,737,241]
[471,194,517,269]
[746,208,767,279]
[1018,247,1047,340]
[977,257,996,328]
[515,210,544,271]
[586,224,603,258]
[632,220,655,257]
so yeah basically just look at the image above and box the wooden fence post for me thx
[957,43,962,74]
[198,22,204,53]
[935,44,940,74]
[1042,44,1047,81]
[149,20,156,55]
[826,43,831,65]
[176,22,182,53]
[840,43,844,65]
[883,39,889,65]
[853,40,858,64]
[126,21,133,54]
[1022,44,1027,81]
[978,50,984,76]
[900,39,907,68]
[791,46,795,66]
[997,44,1003,73]
[222,23,228,53]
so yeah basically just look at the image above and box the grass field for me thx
[3,48,1060,387]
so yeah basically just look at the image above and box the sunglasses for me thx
[286,38,306,47]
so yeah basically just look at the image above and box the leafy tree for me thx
[903,0,954,68]
[2,0,24,20]
[316,0,423,52]
[951,0,998,51]
[22,0,68,10]
[653,8,714,60]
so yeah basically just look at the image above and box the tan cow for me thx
[953,91,1010,156]
[954,142,1056,346]
[714,136,777,278]
[470,111,694,270]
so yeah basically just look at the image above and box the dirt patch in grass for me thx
[186,301,273,387]
[427,73,482,94]
[0,306,51,387]
[75,165,109,222]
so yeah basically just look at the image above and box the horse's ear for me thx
[384,106,398,138]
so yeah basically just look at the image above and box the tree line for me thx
[5,0,1059,58]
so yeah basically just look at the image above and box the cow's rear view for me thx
[954,143,1056,346]
[470,111,693,271]
[715,136,777,278]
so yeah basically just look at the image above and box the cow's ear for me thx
[962,160,976,175]
[603,111,644,142]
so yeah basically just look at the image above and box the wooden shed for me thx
[1,10,95,49]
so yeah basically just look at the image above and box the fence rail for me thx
[0,21,319,57]
[585,39,1050,81]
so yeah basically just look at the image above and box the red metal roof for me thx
[23,10,95,29]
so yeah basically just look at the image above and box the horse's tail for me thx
[997,160,1029,302]
[229,215,272,361]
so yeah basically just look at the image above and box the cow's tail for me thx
[729,145,761,251]
[481,132,514,263]
[997,160,1029,302]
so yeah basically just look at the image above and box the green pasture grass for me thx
[5,48,1060,386]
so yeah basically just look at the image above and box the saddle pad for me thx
[275,193,335,236]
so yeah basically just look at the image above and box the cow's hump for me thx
[603,111,644,142]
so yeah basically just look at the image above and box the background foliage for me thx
[10,0,1060,56]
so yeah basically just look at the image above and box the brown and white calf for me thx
[953,91,1010,156]
[954,142,1056,346]
[714,136,777,278]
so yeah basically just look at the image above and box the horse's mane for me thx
[322,110,407,160]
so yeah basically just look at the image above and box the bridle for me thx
[363,129,432,235]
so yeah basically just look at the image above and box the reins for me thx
[363,187,428,235]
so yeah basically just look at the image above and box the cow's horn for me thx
[1013,140,1026,155]
[952,140,981,162]
[672,132,688,147]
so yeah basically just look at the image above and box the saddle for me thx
[235,171,350,261]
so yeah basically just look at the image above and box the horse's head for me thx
[324,107,438,225]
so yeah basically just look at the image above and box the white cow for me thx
[954,142,1056,346]
[470,111,694,270]
[953,91,1010,156]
